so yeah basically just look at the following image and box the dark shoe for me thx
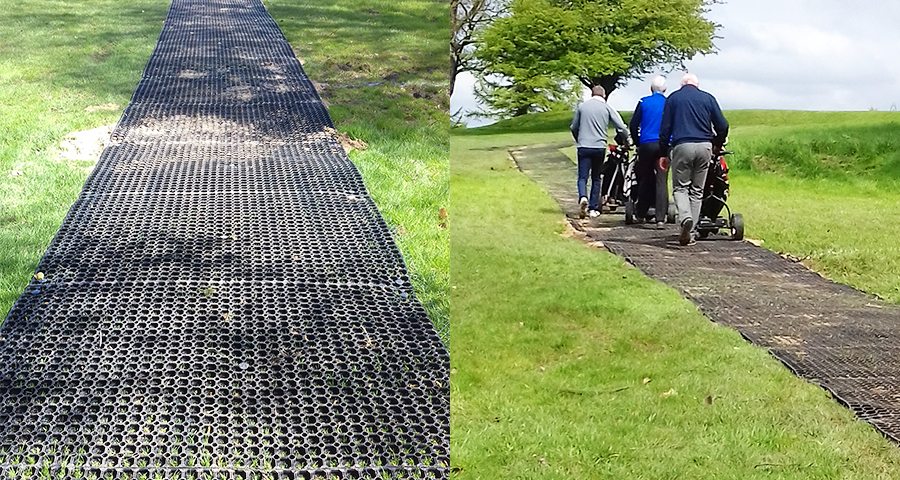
[679,218,694,246]
[579,197,588,219]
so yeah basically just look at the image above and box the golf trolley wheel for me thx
[731,213,745,240]
[666,203,677,224]
[625,199,634,224]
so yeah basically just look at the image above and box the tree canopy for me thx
[475,0,720,114]
[474,73,580,117]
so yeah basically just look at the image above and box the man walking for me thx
[570,85,630,219]
[629,76,668,229]
[659,73,729,245]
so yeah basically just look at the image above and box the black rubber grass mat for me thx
[511,144,900,443]
[0,0,448,478]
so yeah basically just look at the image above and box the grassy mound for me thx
[723,111,900,182]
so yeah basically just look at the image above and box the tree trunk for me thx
[582,75,622,98]
[599,76,619,97]
[450,55,458,96]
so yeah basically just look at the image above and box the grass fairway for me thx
[450,115,900,478]
[1,0,449,336]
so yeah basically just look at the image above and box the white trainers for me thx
[588,209,601,218]
[579,197,588,219]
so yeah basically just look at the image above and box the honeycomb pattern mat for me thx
[0,1,449,478]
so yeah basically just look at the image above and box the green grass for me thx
[451,124,900,478]
[730,175,900,303]
[722,111,900,181]
[0,0,169,318]
[721,111,900,303]
[0,0,449,336]
[459,109,900,304]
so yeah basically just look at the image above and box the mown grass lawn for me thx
[1,0,449,337]
[450,113,900,478]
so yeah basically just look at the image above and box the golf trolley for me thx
[696,148,744,240]
[603,145,675,225]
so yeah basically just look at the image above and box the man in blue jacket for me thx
[629,76,668,229]
[570,85,630,219]
[659,73,729,245]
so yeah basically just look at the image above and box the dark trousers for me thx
[577,147,607,210]
[635,142,669,222]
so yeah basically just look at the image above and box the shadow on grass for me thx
[265,0,449,334]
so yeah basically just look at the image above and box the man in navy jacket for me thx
[629,76,668,228]
[659,73,729,245]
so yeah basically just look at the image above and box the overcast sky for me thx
[451,1,900,126]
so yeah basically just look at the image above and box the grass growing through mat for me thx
[451,122,900,478]
[0,0,449,336]
[265,0,449,334]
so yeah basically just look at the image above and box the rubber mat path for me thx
[512,143,900,442]
[0,1,448,478]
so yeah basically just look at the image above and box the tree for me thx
[474,73,581,118]
[476,0,720,105]
[451,0,507,96]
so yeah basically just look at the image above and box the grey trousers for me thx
[671,142,712,229]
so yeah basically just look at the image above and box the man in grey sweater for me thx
[570,86,630,218]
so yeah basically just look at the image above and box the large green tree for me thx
[476,0,720,115]
[474,73,581,117]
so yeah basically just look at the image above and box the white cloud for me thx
[451,1,900,125]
